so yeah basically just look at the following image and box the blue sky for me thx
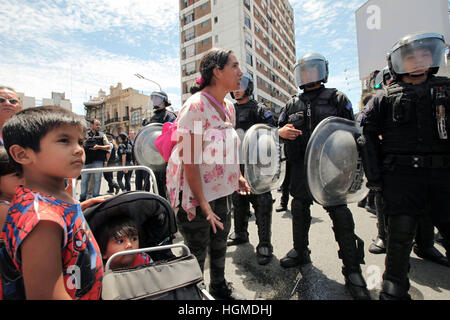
[1,0,372,115]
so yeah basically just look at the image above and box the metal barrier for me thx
[75,165,159,198]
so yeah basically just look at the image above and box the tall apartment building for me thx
[179,0,297,119]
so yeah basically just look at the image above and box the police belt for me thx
[388,154,450,169]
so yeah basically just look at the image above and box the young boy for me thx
[95,215,152,271]
[0,106,103,300]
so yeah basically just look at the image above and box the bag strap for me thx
[200,91,231,121]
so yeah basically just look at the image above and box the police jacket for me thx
[143,108,177,126]
[235,99,275,132]
[361,75,450,185]
[84,129,108,164]
[278,85,354,162]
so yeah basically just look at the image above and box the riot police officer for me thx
[227,73,276,265]
[364,66,448,267]
[360,32,450,300]
[142,91,176,199]
[278,53,370,300]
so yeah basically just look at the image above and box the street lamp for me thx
[134,73,163,92]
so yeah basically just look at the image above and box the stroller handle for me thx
[78,165,159,195]
[104,243,192,272]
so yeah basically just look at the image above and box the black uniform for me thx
[278,85,370,299]
[228,99,275,265]
[361,75,450,299]
[142,108,177,198]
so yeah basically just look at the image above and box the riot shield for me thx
[242,124,286,194]
[133,123,166,173]
[305,116,369,206]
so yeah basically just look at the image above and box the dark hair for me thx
[95,215,139,256]
[0,146,16,176]
[2,105,87,171]
[190,48,233,94]
[118,132,128,143]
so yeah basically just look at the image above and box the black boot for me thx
[328,206,370,300]
[275,204,287,212]
[228,193,250,246]
[369,237,386,254]
[280,248,311,268]
[280,198,311,268]
[113,183,120,195]
[414,216,448,266]
[369,193,386,254]
[209,280,244,300]
[413,244,449,267]
[380,215,417,300]
[254,194,274,265]
[379,280,411,300]
[256,243,273,265]
[227,232,249,246]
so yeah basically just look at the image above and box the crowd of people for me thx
[0,30,448,301]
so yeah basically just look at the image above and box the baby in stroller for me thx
[95,215,153,270]
[84,190,212,300]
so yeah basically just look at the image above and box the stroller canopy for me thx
[84,191,177,249]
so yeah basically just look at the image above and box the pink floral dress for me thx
[166,92,240,220]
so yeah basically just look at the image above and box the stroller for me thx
[80,165,213,300]
[84,190,213,300]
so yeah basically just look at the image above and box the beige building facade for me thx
[179,0,297,120]
[84,83,150,135]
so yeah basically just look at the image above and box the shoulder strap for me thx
[200,91,231,121]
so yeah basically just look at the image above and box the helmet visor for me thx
[390,37,446,75]
[294,59,327,87]
[239,73,251,91]
[150,93,165,108]
[374,71,384,88]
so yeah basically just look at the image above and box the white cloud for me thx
[0,0,181,115]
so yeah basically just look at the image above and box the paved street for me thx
[78,170,450,300]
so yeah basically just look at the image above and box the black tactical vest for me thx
[85,130,107,164]
[284,88,338,161]
[148,109,176,125]
[381,76,450,155]
[235,100,270,131]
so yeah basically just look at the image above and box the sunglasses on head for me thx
[0,97,19,105]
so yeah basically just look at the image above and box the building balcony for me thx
[105,117,120,125]
[123,115,130,121]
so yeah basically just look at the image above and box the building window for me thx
[185,27,195,41]
[246,51,253,66]
[215,35,219,43]
[184,11,194,25]
[244,14,251,29]
[201,20,209,28]
[245,33,252,48]
[201,38,210,46]
[214,16,218,23]
[243,0,250,11]
[131,111,141,126]
[186,44,195,58]
[185,61,196,75]
[183,0,194,8]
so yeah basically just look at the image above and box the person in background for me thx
[79,119,110,201]
[103,133,120,195]
[0,86,23,146]
[117,132,133,193]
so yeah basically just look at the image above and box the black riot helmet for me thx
[294,53,329,89]
[230,72,254,100]
[374,66,392,88]
[387,32,446,81]
[149,91,171,110]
